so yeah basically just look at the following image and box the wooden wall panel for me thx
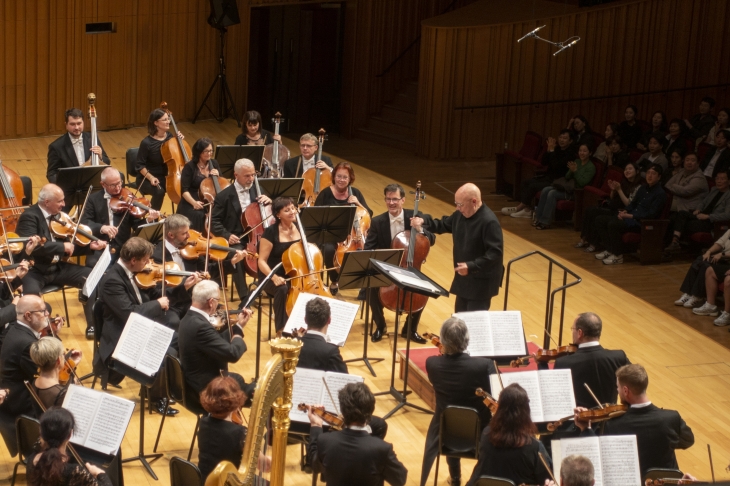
[418,0,730,159]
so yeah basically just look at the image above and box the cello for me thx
[301,128,331,206]
[261,112,289,178]
[82,93,101,166]
[334,186,371,268]
[0,158,26,233]
[199,157,230,204]
[159,101,191,204]
[379,181,430,314]
[241,176,274,277]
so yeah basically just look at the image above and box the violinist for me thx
[135,108,185,210]
[573,364,694,476]
[29,336,81,413]
[420,317,496,486]
[314,161,373,293]
[0,259,34,332]
[46,108,110,185]
[177,137,221,232]
[16,184,105,338]
[366,183,435,344]
[234,110,279,146]
[283,133,333,178]
[544,455,596,486]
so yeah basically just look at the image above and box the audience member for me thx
[618,105,643,149]
[675,228,730,311]
[664,146,687,183]
[702,107,729,146]
[700,129,730,178]
[636,135,668,175]
[665,118,690,154]
[604,135,630,169]
[593,123,619,163]
[637,111,669,151]
[665,153,708,214]
[685,96,717,140]
[567,115,594,150]
[693,233,730,326]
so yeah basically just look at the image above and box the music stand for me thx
[56,166,106,209]
[299,206,356,246]
[215,145,266,178]
[257,178,304,200]
[74,444,124,486]
[369,259,448,419]
[338,249,403,377]
[245,262,283,379]
[133,221,164,245]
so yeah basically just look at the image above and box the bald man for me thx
[416,183,504,312]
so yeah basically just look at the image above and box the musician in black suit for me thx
[574,364,694,475]
[283,133,334,178]
[366,183,436,344]
[16,184,107,338]
[210,158,272,302]
[96,237,201,414]
[297,298,348,373]
[419,183,503,312]
[420,317,496,486]
[307,382,408,486]
[46,108,110,184]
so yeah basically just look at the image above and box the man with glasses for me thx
[283,133,333,178]
[365,183,436,343]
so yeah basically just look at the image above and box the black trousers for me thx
[263,279,290,332]
[581,206,613,245]
[321,242,340,283]
[519,177,552,207]
[595,215,637,256]
[679,256,715,297]
[138,178,166,210]
[668,210,713,243]
[455,295,491,313]
[368,289,423,333]
[228,244,249,302]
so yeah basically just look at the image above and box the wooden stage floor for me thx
[1,119,729,485]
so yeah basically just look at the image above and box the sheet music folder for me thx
[337,249,403,291]
[215,145,265,178]
[369,259,448,299]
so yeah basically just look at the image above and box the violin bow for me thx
[708,443,716,483]
[0,259,16,297]
[322,377,341,416]
[494,363,505,392]
[583,383,604,409]
[204,201,213,272]
[160,218,167,298]
[238,214,270,241]
[217,259,234,342]
[538,452,557,484]
[70,186,94,244]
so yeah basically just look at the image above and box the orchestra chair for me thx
[89,300,123,391]
[40,284,71,328]
[643,468,684,483]
[169,456,203,486]
[433,406,481,486]
[153,354,206,461]
[474,476,516,486]
[10,415,40,486]
[20,176,32,206]
[125,148,140,189]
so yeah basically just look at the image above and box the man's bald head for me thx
[38,184,63,203]
[457,183,481,201]
[454,183,482,218]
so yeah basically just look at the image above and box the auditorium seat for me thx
[621,189,673,264]
[629,148,645,162]
[497,131,543,199]
[697,141,713,163]
[554,159,606,231]
[579,165,625,217]
[688,220,730,247]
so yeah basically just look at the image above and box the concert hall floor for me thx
[1,120,728,485]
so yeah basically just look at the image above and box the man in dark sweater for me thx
[685,96,717,140]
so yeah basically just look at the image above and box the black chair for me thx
[10,415,40,486]
[125,148,140,189]
[434,406,481,486]
[644,468,683,483]
[40,284,71,328]
[20,176,32,206]
[169,456,202,486]
[474,476,516,486]
[154,355,206,461]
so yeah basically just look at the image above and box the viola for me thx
[334,186,371,268]
[58,348,82,386]
[546,403,628,432]
[510,344,578,367]
[0,233,44,255]
[159,101,191,205]
[49,212,102,247]
[261,112,290,178]
[109,188,156,219]
[0,158,26,233]
[134,261,206,289]
[199,159,230,203]
[81,93,101,167]
[301,129,332,207]
[0,258,33,281]
[240,176,275,277]
[180,229,258,262]
[297,403,344,430]
[379,181,430,314]
[421,332,443,354]
[475,387,499,415]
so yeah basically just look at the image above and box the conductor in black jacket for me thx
[420,183,503,312]
[420,317,496,486]
[575,363,694,475]
[283,133,334,178]
[366,183,436,344]
[307,382,407,486]
[46,108,110,184]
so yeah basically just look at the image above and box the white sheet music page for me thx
[553,436,604,486]
[83,246,111,298]
[112,312,173,376]
[282,292,359,346]
[322,372,363,413]
[488,311,527,356]
[598,435,641,486]
[490,370,545,422]
[537,369,576,422]
[454,311,494,357]
[62,385,101,446]
[289,367,326,423]
[83,394,135,455]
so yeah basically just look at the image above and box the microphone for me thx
[553,38,579,56]
[517,25,546,42]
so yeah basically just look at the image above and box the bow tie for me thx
[390,216,403,224]
[103,192,112,199]
[71,137,83,146]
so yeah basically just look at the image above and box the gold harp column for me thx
[269,337,301,486]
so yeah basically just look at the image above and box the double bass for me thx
[261,112,289,178]
[82,93,101,166]
[301,128,331,206]
[159,102,191,204]
[241,176,274,277]
[379,181,430,314]
[0,158,26,233]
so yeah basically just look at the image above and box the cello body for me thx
[159,102,191,205]
[0,160,25,233]
[241,177,275,277]
[334,190,371,267]
[301,128,330,206]
[199,161,231,203]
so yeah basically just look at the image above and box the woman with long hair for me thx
[235,110,280,146]
[177,137,221,231]
[593,123,619,163]
[637,111,668,151]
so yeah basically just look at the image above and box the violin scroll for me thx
[475,387,498,415]
[297,403,344,430]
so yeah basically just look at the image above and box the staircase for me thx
[356,81,417,152]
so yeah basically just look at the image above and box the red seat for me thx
[689,221,730,245]
[629,148,645,163]
[498,131,543,199]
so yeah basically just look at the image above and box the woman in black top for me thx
[177,137,222,232]
[618,104,643,149]
[466,384,551,486]
[135,108,185,210]
[664,146,687,184]
[257,197,300,332]
[27,407,112,486]
[664,118,690,155]
[314,162,373,292]
[637,111,668,151]
[234,110,280,146]
[29,337,81,416]
[605,135,631,169]
[567,115,595,150]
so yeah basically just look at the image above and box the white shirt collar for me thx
[15,319,42,339]
[630,401,652,408]
[303,155,315,164]
[39,205,53,221]
[389,210,404,223]
[164,239,180,255]
[189,306,212,319]
[234,180,252,193]
[68,132,82,142]
[578,341,600,348]
[117,259,135,279]
[347,424,372,433]
[306,329,330,342]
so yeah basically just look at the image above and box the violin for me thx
[109,188,156,219]
[180,229,258,262]
[282,212,332,315]
[290,327,307,339]
[240,176,275,277]
[334,186,371,268]
[199,159,230,204]
[645,479,704,485]
[0,158,26,233]
[134,261,206,289]
[81,93,101,167]
[421,332,443,354]
[297,403,344,430]
[159,102,191,205]
[301,129,331,207]
[58,348,82,386]
[39,315,67,338]
[510,344,578,367]
[475,387,499,415]
[0,233,44,255]
[261,112,290,178]
[379,181,430,315]
[546,403,628,432]
[49,212,102,247]
[0,258,33,281]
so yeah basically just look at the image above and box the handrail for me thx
[455,82,730,111]
[503,250,582,349]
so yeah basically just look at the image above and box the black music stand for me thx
[56,166,106,209]
[245,262,283,379]
[257,178,304,200]
[369,259,448,419]
[338,249,403,377]
[74,444,124,486]
[299,206,356,246]
[133,221,164,245]
[215,145,266,178]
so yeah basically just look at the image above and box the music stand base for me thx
[122,453,163,480]
[344,356,384,377]
[381,386,433,420]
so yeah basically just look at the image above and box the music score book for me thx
[283,292,360,347]
[82,246,111,298]
[112,312,174,377]
[552,435,641,486]
[489,369,576,423]
[62,385,135,456]
[453,310,527,357]
[289,368,363,423]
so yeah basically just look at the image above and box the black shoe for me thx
[152,399,179,416]
[447,477,461,486]
[329,283,339,296]
[371,327,385,343]
[85,327,94,340]
[401,330,427,344]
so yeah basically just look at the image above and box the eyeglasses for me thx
[454,202,465,208]
[300,144,316,149]
[335,175,350,181]
[202,149,214,154]
[158,118,170,123]
[29,309,49,315]
[384,198,402,203]
[103,181,122,187]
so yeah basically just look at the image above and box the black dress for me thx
[235,129,273,146]
[177,159,222,232]
[135,133,174,209]
[619,121,643,149]
[26,452,113,486]
[259,223,300,332]
[30,382,68,416]
[197,416,247,481]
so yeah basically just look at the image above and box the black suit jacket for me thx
[298,333,348,373]
[80,190,145,253]
[46,131,110,183]
[700,146,730,178]
[283,154,333,178]
[0,323,40,417]
[309,427,407,486]
[178,310,246,394]
[553,344,631,408]
[210,183,259,241]
[364,209,436,251]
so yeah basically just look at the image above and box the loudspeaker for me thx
[208,0,241,29]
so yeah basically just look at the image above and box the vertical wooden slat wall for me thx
[417,0,730,160]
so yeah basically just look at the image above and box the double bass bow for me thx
[159,101,191,204]
[261,112,289,178]
[301,128,331,206]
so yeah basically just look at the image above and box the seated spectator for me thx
[604,135,630,169]
[618,105,643,149]
[637,111,668,151]
[666,171,730,251]
[702,107,729,147]
[29,337,81,414]
[533,144,596,230]
[593,164,667,265]
[685,96,717,140]
[665,153,709,214]
[501,129,577,219]
[665,118,690,154]
[636,135,668,175]
[545,455,595,486]
[567,115,595,150]
[664,146,687,183]
[593,123,619,163]
[675,229,730,309]
[693,242,730,326]
[576,161,642,252]
[700,129,730,178]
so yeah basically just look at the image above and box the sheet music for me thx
[553,437,604,486]
[537,369,576,421]
[455,311,494,356]
[491,370,545,422]
[282,292,359,347]
[321,372,363,413]
[489,311,527,355]
[82,246,111,297]
[290,368,326,423]
[389,272,441,293]
[112,313,173,376]
[62,386,100,445]
[598,435,641,486]
[135,322,174,376]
